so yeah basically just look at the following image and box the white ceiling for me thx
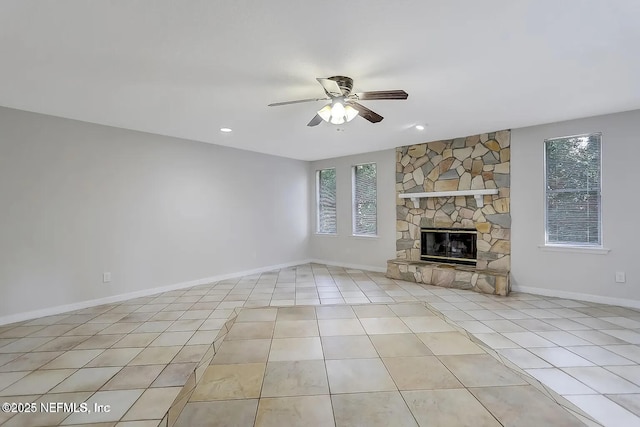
[1,1,639,161]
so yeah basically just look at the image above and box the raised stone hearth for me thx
[388,130,511,295]
[387,259,509,296]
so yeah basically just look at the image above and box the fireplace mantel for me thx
[399,189,499,208]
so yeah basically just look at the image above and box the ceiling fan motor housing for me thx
[328,76,354,96]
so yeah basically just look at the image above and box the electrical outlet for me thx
[615,272,626,283]
[103,272,112,283]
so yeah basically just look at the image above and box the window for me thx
[545,133,602,246]
[316,168,337,234]
[352,163,377,236]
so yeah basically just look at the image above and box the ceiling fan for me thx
[268,76,408,126]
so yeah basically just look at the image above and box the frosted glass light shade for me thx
[317,105,332,122]
[344,105,358,122]
[317,102,359,125]
[331,102,345,118]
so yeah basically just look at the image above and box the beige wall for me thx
[0,107,310,320]
[511,109,640,307]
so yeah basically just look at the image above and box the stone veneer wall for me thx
[389,130,511,294]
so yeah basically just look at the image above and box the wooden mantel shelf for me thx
[398,189,499,208]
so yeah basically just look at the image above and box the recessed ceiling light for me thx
[220,128,232,133]
[415,125,425,131]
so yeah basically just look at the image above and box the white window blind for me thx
[353,163,377,236]
[545,133,601,246]
[317,168,337,234]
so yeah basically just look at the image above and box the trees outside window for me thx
[316,168,337,234]
[353,163,377,236]
[545,133,602,246]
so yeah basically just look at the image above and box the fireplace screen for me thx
[421,228,477,266]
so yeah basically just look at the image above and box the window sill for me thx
[538,244,610,255]
[351,234,379,239]
[315,233,338,237]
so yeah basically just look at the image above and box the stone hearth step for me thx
[386,259,510,296]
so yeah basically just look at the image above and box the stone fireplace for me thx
[386,130,511,295]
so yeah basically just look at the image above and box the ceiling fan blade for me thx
[268,97,328,107]
[307,114,323,127]
[353,90,408,101]
[316,78,343,97]
[349,102,384,123]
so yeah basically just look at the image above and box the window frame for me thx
[316,168,337,235]
[351,162,378,237]
[543,132,603,248]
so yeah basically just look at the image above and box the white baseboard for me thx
[309,259,387,273]
[0,259,312,326]
[511,284,640,310]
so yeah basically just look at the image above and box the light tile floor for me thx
[176,304,584,427]
[0,263,638,426]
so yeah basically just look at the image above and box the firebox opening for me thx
[420,228,477,266]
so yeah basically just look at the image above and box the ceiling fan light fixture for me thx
[317,102,359,125]
[270,76,407,127]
